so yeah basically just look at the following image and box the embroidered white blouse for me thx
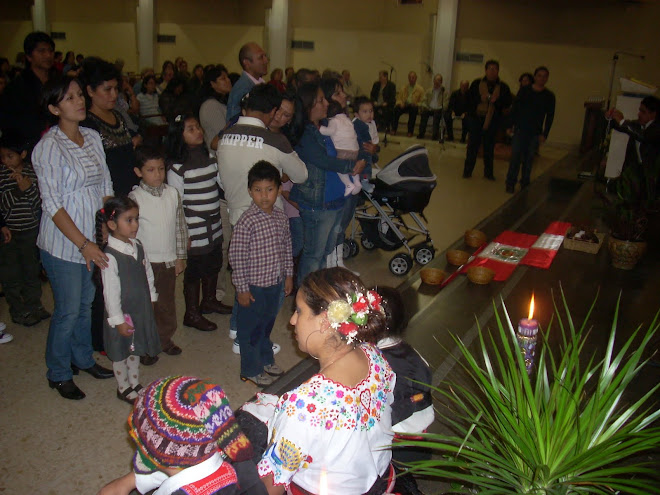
[257,343,395,494]
[32,126,114,263]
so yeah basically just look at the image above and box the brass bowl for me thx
[420,268,446,285]
[465,229,487,248]
[446,249,470,266]
[467,266,495,285]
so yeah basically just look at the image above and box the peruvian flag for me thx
[462,222,571,281]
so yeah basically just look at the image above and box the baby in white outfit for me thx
[320,101,362,196]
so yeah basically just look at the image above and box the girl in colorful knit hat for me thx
[95,196,161,404]
[97,375,266,495]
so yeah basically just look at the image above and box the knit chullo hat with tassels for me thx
[128,376,254,474]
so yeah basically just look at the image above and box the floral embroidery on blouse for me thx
[257,344,395,489]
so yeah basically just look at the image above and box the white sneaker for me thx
[233,341,281,355]
[229,329,237,339]
[0,330,14,344]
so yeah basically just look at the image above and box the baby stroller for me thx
[344,145,437,275]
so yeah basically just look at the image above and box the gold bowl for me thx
[465,229,487,248]
[420,268,446,285]
[446,249,470,266]
[467,266,495,285]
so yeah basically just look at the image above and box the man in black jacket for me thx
[505,66,555,193]
[462,60,512,180]
[0,32,56,151]
[370,70,396,132]
[607,95,660,178]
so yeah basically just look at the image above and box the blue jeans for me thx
[506,132,540,188]
[289,217,303,258]
[336,194,359,246]
[41,250,96,381]
[236,282,284,377]
[298,207,342,285]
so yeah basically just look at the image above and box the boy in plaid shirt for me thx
[229,161,293,387]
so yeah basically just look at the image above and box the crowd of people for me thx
[366,61,558,195]
[1,32,437,494]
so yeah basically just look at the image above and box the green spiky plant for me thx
[398,291,660,494]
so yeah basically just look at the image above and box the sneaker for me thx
[240,373,274,387]
[264,364,284,376]
[233,341,281,355]
[228,328,237,340]
[0,330,13,344]
[12,311,41,327]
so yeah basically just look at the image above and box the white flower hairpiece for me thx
[325,290,383,344]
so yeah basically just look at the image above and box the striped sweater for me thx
[167,146,222,255]
[0,162,42,231]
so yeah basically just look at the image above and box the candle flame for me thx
[528,294,535,320]
[319,467,328,495]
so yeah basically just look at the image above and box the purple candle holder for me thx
[516,318,538,374]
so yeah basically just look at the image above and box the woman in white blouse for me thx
[258,268,396,494]
[32,76,115,401]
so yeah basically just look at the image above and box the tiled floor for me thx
[0,136,567,493]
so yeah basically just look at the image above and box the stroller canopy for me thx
[375,145,436,188]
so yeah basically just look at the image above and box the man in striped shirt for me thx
[0,129,50,326]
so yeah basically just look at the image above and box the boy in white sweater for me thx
[129,146,188,356]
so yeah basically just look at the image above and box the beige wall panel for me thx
[50,22,138,72]
[0,21,35,61]
[456,0,653,51]
[291,27,431,95]
[49,0,135,23]
[155,23,264,74]
[291,0,436,33]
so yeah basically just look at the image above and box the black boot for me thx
[183,282,217,331]
[200,274,233,314]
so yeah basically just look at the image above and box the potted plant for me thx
[601,156,659,269]
[397,291,660,494]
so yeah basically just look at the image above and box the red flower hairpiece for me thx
[326,289,384,344]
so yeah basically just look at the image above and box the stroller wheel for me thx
[343,239,359,259]
[389,253,413,276]
[361,236,377,251]
[414,245,435,265]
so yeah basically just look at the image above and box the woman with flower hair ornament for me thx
[255,267,397,494]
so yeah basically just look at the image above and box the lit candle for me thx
[319,467,328,495]
[516,295,539,374]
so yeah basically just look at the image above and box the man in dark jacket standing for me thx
[0,32,55,151]
[462,60,512,180]
[505,66,555,193]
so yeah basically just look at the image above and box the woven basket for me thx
[563,233,605,254]
[467,266,495,285]
[420,268,446,285]
[465,229,487,248]
[446,249,470,266]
